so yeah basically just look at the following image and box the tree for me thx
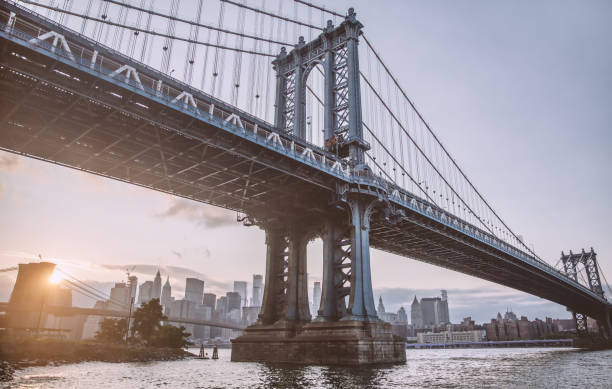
[151,324,192,348]
[131,298,166,344]
[95,318,127,343]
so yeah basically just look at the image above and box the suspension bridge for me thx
[0,0,610,364]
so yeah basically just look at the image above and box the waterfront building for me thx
[484,313,560,341]
[252,274,263,307]
[233,281,248,308]
[152,270,162,300]
[417,329,483,344]
[184,278,204,304]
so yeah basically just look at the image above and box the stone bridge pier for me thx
[231,193,406,365]
[231,9,405,364]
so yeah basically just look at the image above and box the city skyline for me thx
[1,0,611,325]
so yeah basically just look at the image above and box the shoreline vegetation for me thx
[1,299,194,382]
[0,338,193,381]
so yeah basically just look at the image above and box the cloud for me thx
[0,154,18,171]
[155,198,235,228]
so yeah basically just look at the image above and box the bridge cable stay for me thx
[359,35,544,262]
[79,0,94,34]
[55,268,131,309]
[17,1,278,56]
[99,0,290,46]
[230,0,246,106]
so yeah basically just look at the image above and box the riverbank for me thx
[0,338,192,381]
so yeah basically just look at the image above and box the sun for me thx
[49,269,64,284]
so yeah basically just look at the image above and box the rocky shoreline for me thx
[0,339,193,382]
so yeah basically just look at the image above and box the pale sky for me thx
[1,0,611,323]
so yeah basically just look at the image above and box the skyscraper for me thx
[233,281,248,308]
[420,297,441,327]
[161,276,172,308]
[152,270,162,300]
[109,282,130,311]
[252,274,263,307]
[203,293,216,309]
[184,278,204,304]
[397,306,408,323]
[377,296,386,314]
[411,296,423,328]
[312,281,321,315]
[438,290,450,324]
[138,281,153,305]
[226,291,241,312]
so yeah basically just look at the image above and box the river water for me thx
[4,347,612,388]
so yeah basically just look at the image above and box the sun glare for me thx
[49,269,63,284]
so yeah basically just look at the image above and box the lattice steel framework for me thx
[561,248,606,336]
[273,9,369,167]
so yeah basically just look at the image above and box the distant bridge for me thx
[0,302,246,331]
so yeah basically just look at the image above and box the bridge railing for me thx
[1,7,352,181]
[378,181,605,300]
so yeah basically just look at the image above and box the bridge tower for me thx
[232,9,405,365]
[561,248,611,338]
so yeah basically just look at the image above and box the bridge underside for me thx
[369,215,605,318]
[0,37,334,221]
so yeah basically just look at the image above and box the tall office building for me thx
[397,306,408,323]
[203,293,216,309]
[420,297,441,327]
[377,296,386,314]
[438,290,450,324]
[226,291,241,312]
[161,276,172,308]
[233,281,248,308]
[216,296,228,316]
[252,274,263,307]
[184,278,205,304]
[138,281,153,305]
[312,281,321,315]
[152,270,162,300]
[411,296,423,328]
[109,282,131,311]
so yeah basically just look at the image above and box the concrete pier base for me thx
[231,320,406,365]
